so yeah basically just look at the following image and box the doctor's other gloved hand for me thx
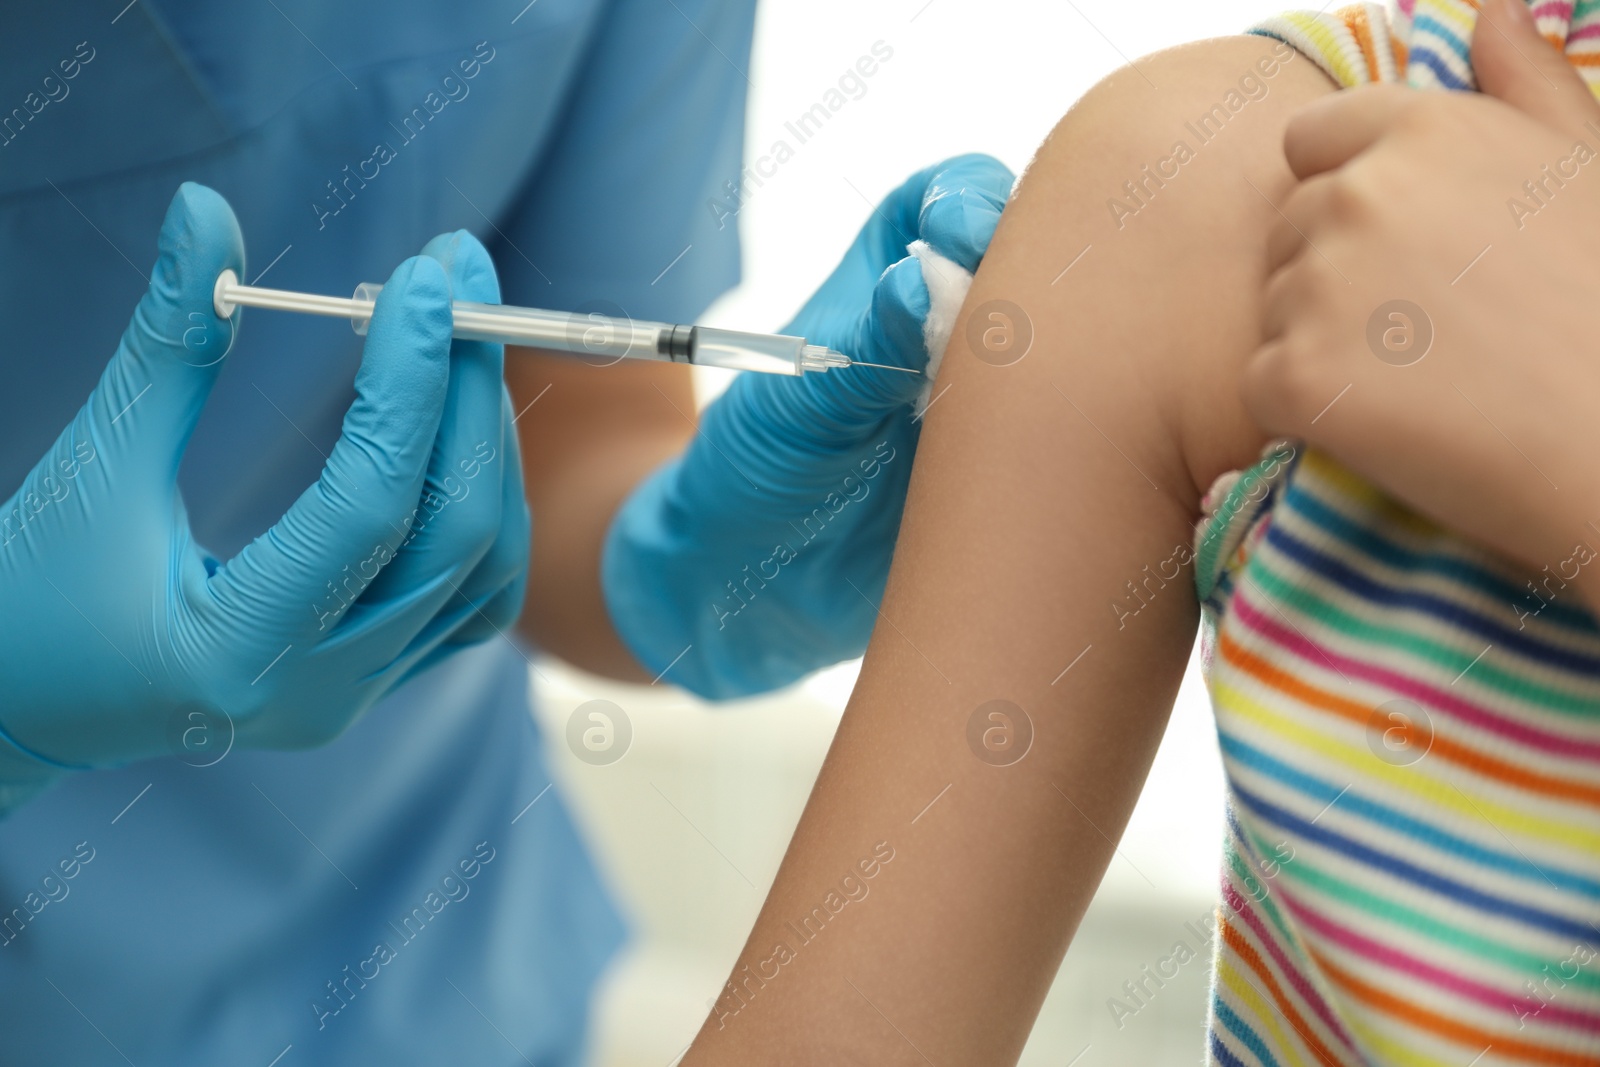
[0,183,528,811]
[603,153,1013,699]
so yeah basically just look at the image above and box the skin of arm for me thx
[682,36,1334,1065]
[507,350,695,682]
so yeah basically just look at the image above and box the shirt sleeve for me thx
[488,0,758,323]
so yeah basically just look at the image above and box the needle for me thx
[849,360,922,373]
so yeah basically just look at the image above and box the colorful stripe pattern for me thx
[1194,10,1600,1063]
[1252,0,1600,97]
[1197,433,1600,1065]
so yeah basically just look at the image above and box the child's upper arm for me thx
[683,35,1335,1065]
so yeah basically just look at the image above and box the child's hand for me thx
[1244,0,1600,604]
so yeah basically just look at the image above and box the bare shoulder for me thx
[980,34,1337,507]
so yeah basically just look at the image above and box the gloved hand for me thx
[0,183,528,809]
[603,154,1013,698]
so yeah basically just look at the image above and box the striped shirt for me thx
[1197,7,1600,1063]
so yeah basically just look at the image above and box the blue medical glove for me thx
[603,154,1013,698]
[0,184,528,809]
[374,228,531,682]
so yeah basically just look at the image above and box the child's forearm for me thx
[682,36,1334,1065]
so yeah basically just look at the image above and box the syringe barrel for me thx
[351,284,670,363]
[687,327,806,376]
[348,284,808,375]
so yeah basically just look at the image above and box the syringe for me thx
[212,270,918,378]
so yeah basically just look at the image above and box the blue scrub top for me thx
[0,1,753,1063]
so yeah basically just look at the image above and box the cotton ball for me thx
[907,240,973,416]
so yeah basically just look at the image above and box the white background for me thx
[537,0,1280,1063]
